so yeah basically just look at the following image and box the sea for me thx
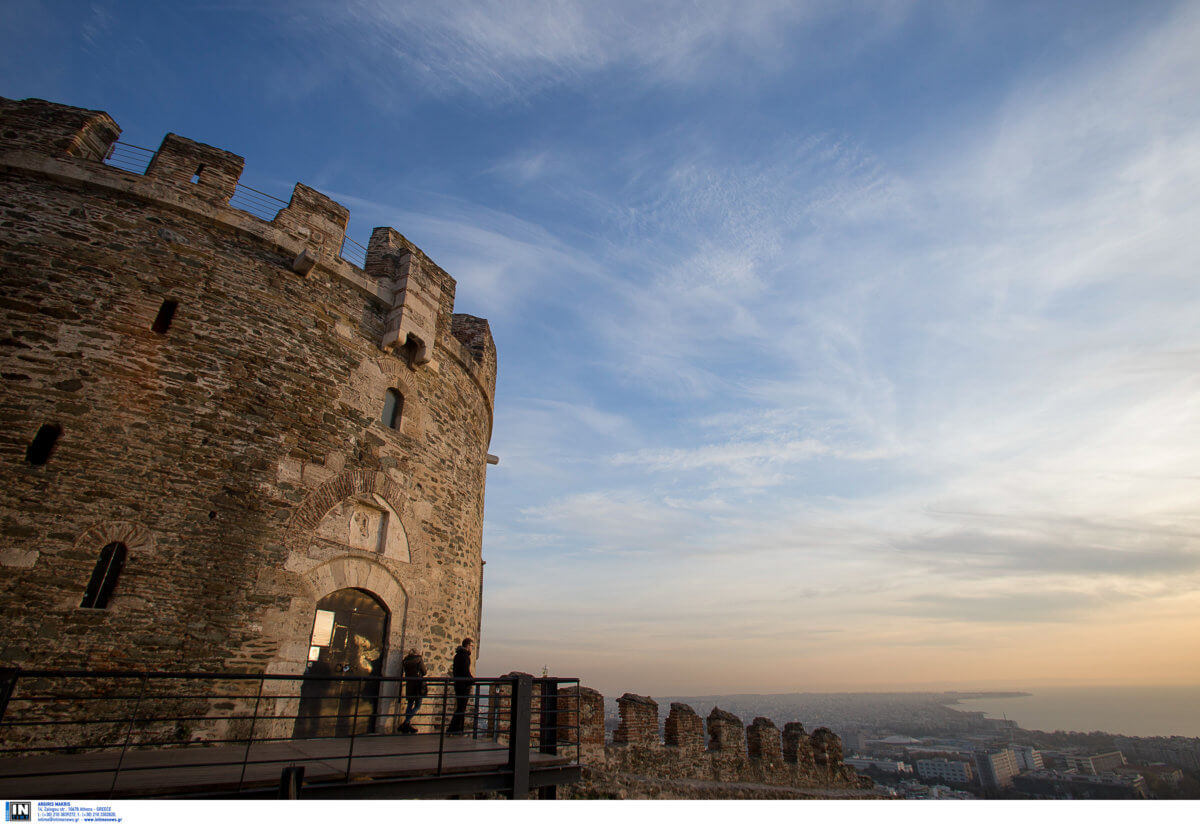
[953,685,1200,738]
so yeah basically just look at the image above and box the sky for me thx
[5,1,1200,697]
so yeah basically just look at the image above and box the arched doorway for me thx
[294,588,389,738]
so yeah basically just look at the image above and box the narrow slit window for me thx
[25,423,61,465]
[190,164,204,184]
[382,388,403,430]
[80,541,127,609]
[151,299,178,334]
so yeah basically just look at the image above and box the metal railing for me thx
[228,182,288,222]
[339,235,368,269]
[103,141,155,175]
[0,668,580,799]
[101,141,370,271]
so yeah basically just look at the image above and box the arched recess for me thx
[289,469,426,567]
[295,587,389,738]
[375,357,428,439]
[69,520,154,610]
[73,520,154,554]
[301,556,409,680]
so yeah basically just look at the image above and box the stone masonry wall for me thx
[560,686,605,748]
[747,717,783,765]
[0,98,497,728]
[707,707,747,753]
[783,721,816,768]
[560,688,871,799]
[612,693,658,746]
[663,702,704,751]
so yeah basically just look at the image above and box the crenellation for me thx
[663,702,704,751]
[612,693,658,746]
[562,687,868,799]
[273,182,350,264]
[706,706,746,753]
[0,97,119,161]
[746,716,783,764]
[559,686,604,747]
[810,727,843,768]
[782,721,815,767]
[144,133,243,205]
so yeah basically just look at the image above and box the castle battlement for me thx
[551,686,870,798]
[0,97,494,408]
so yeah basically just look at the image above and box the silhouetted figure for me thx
[447,638,474,734]
[400,649,427,734]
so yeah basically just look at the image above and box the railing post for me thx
[0,667,19,725]
[238,674,266,792]
[110,674,148,798]
[472,681,481,739]
[278,765,304,799]
[437,678,448,775]
[506,673,532,800]
[346,674,363,782]
[538,679,558,756]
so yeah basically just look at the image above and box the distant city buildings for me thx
[896,780,976,800]
[844,757,913,775]
[1013,769,1148,800]
[1114,736,1200,771]
[1063,751,1126,775]
[916,758,975,784]
[1011,745,1044,771]
[974,748,1021,789]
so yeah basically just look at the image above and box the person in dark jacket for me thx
[447,638,474,734]
[399,649,427,734]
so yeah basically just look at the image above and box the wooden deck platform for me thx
[0,734,577,798]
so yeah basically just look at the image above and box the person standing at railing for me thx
[399,648,427,734]
[447,638,474,734]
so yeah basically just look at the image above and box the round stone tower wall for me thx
[0,97,497,682]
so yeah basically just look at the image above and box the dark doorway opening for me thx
[294,588,389,739]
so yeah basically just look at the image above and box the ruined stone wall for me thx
[559,687,872,799]
[0,98,497,706]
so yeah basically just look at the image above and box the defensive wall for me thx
[0,97,497,735]
[557,688,872,799]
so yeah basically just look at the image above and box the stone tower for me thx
[0,98,497,693]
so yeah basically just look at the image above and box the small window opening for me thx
[400,335,422,364]
[382,388,403,430]
[190,164,204,184]
[151,299,178,335]
[80,541,127,609]
[25,423,61,465]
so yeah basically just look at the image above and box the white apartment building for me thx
[975,748,1021,788]
[917,759,975,784]
[1012,745,1044,771]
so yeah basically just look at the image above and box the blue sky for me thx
[7,1,1200,694]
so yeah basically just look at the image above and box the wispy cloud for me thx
[475,3,1200,689]
[320,0,884,101]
